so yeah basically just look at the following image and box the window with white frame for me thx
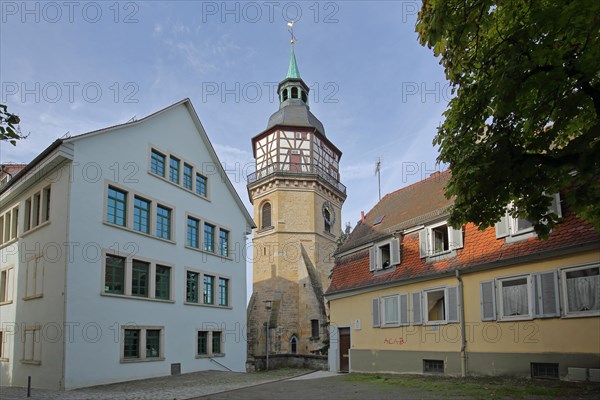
[22,186,51,233]
[373,293,409,328]
[382,295,399,326]
[480,271,560,321]
[369,237,400,271]
[25,254,44,300]
[102,253,172,301]
[495,194,561,240]
[0,266,14,304]
[122,326,164,362]
[0,205,18,245]
[196,330,223,357]
[419,222,463,258]
[562,264,600,316]
[22,327,41,364]
[414,286,459,325]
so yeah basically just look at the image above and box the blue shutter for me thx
[399,293,409,326]
[372,298,380,327]
[419,230,428,258]
[447,286,460,323]
[480,280,496,321]
[412,292,422,325]
[495,214,510,239]
[390,238,401,266]
[369,247,376,272]
[534,271,560,318]
[450,226,464,250]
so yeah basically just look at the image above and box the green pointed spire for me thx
[286,44,301,79]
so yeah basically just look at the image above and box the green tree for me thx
[416,0,600,237]
[0,104,24,146]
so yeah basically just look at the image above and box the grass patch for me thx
[343,374,597,399]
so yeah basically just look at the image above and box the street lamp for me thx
[263,300,272,370]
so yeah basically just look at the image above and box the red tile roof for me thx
[327,174,600,295]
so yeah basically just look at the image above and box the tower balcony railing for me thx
[247,162,346,194]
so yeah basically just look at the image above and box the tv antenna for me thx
[375,157,382,201]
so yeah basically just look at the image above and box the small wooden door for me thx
[339,328,350,372]
[290,153,301,172]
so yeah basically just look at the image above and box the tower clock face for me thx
[322,201,336,225]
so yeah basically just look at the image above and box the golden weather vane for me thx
[287,21,296,44]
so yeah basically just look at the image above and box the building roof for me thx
[337,170,453,254]
[265,99,326,135]
[327,172,600,296]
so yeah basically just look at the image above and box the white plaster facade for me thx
[0,99,254,389]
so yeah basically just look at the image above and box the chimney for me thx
[361,211,365,224]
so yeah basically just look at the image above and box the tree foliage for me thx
[417,0,600,237]
[0,104,25,146]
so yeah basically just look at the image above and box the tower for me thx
[246,38,346,363]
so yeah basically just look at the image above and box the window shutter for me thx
[419,229,428,258]
[372,298,380,327]
[450,226,464,250]
[480,280,496,321]
[399,293,409,326]
[549,193,562,218]
[495,214,510,239]
[390,237,401,266]
[447,286,460,323]
[369,247,376,272]
[412,292,422,325]
[534,271,559,318]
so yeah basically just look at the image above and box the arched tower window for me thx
[282,89,288,101]
[324,209,332,233]
[301,90,307,103]
[289,335,298,354]
[291,87,298,99]
[261,202,272,229]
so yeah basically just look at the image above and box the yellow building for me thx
[246,42,346,366]
[326,171,600,380]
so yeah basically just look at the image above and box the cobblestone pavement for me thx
[0,369,312,400]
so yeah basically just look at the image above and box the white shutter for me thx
[450,226,464,250]
[412,292,422,325]
[534,271,560,318]
[369,247,376,272]
[480,280,496,321]
[447,286,460,323]
[390,238,401,266]
[495,214,510,239]
[419,229,428,258]
[399,293,409,326]
[372,298,380,327]
[549,193,562,218]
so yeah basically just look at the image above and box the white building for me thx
[0,99,255,389]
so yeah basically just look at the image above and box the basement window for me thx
[423,359,444,374]
[531,363,559,380]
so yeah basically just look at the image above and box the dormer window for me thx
[419,222,463,259]
[369,238,400,272]
[291,87,298,99]
[495,194,561,242]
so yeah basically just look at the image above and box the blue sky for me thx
[1,0,450,231]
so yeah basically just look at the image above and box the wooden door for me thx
[339,328,350,372]
[290,153,301,173]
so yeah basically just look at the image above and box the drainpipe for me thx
[455,269,467,377]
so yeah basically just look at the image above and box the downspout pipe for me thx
[455,269,467,377]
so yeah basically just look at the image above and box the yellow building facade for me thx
[326,172,600,380]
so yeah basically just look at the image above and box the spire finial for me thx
[287,21,296,45]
